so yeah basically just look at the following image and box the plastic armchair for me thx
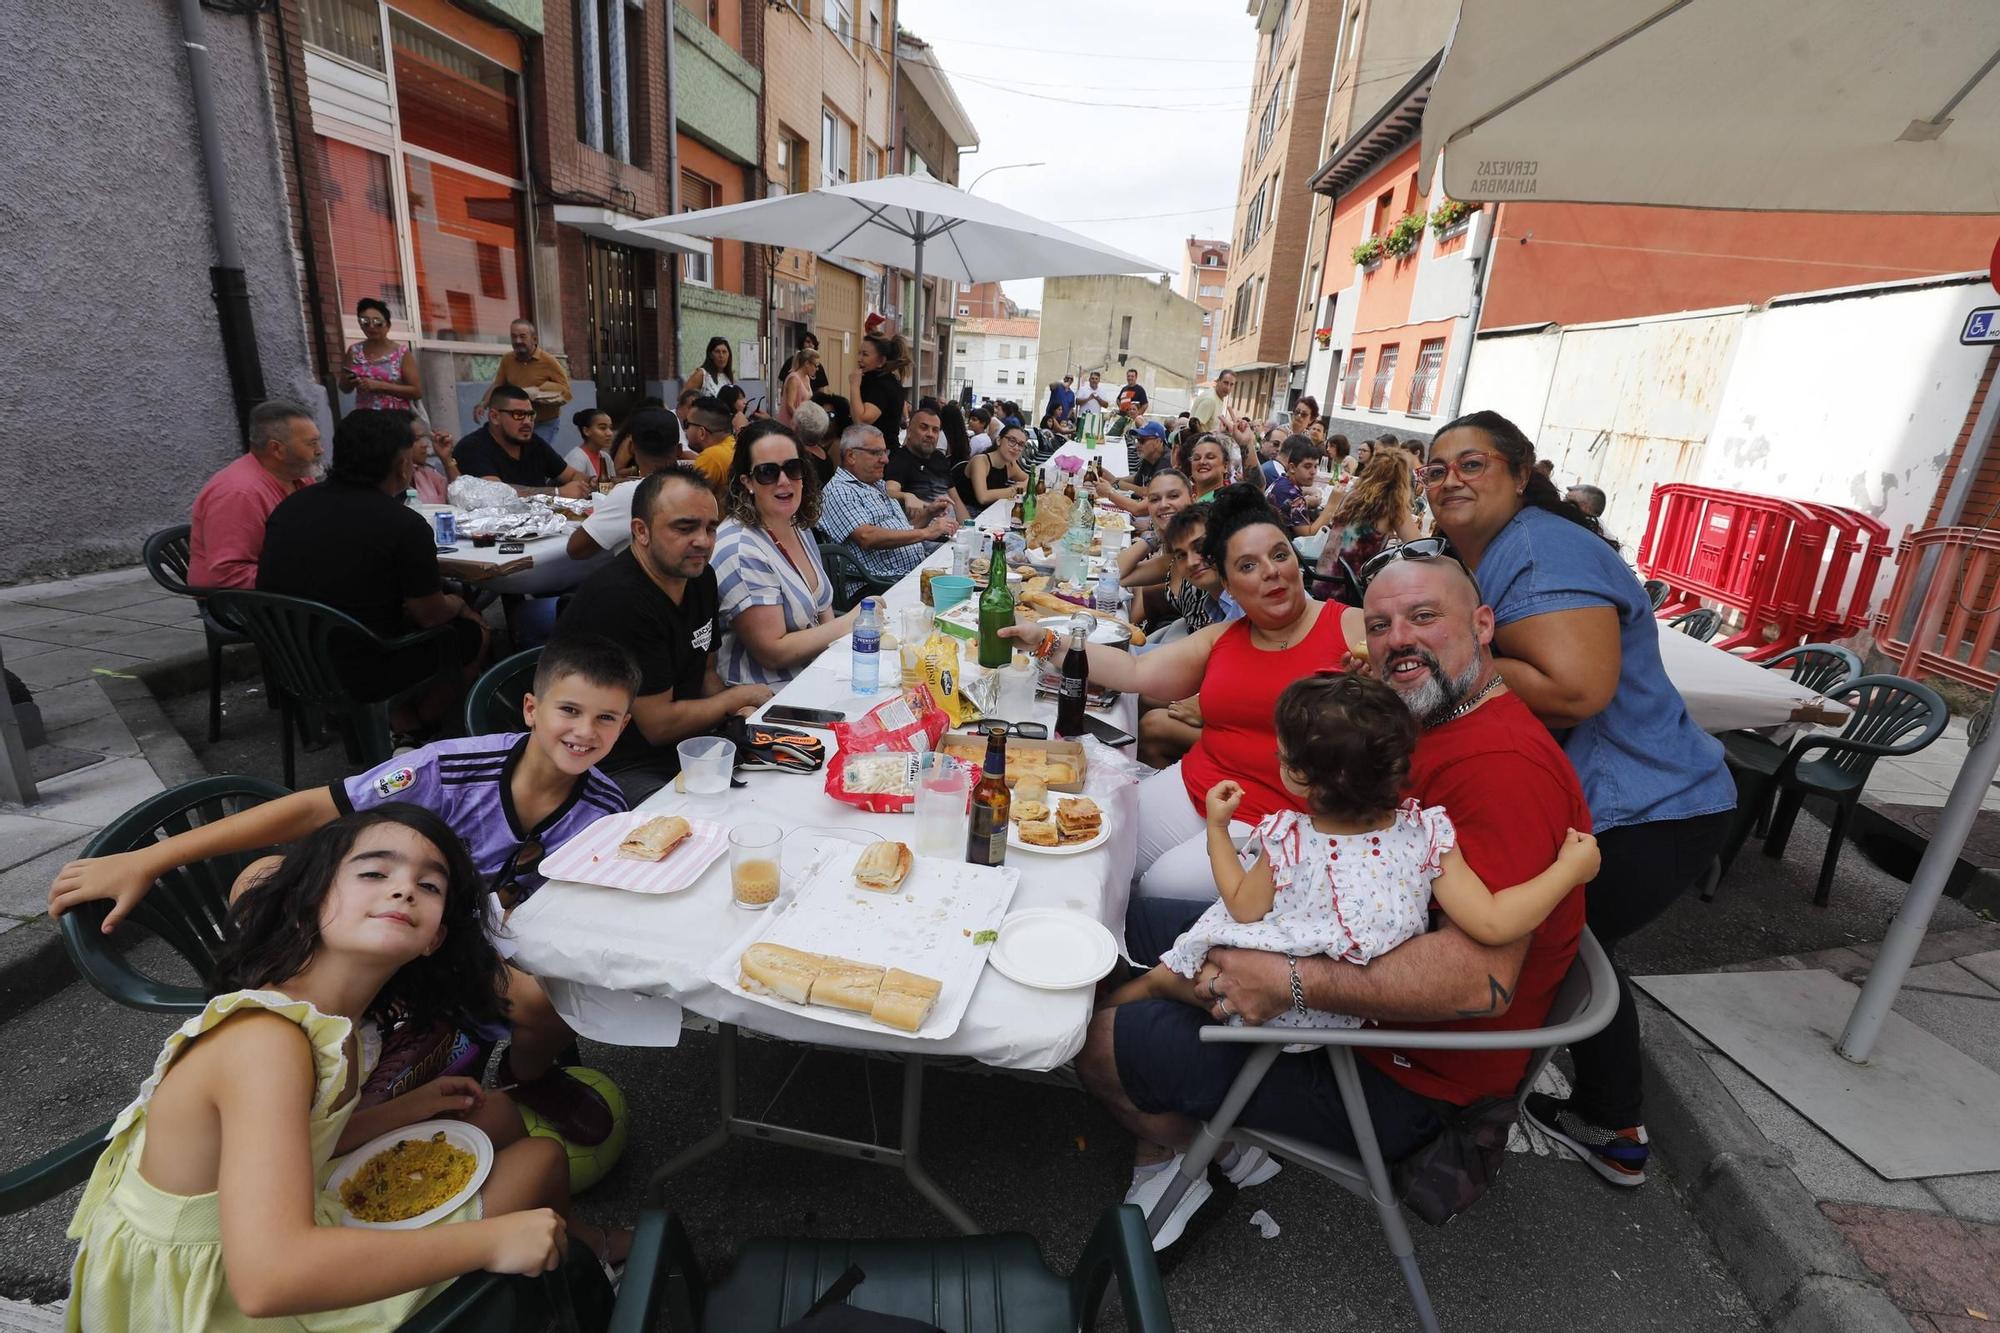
[1709,674,1947,906]
[1714,642,1866,838]
[817,542,897,614]
[207,590,461,789]
[1642,578,1672,610]
[58,776,292,1014]
[0,1118,112,1216]
[1144,931,1616,1333]
[143,524,251,742]
[464,646,542,736]
[1668,607,1723,641]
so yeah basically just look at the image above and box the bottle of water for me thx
[851,597,881,696]
[1093,565,1123,617]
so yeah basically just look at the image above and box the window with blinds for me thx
[1369,344,1400,411]
[1407,339,1446,418]
[681,172,715,285]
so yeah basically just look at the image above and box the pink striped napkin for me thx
[538,812,728,894]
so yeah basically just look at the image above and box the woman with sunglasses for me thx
[340,298,424,412]
[1422,409,1732,1189]
[962,425,1032,508]
[713,420,857,687]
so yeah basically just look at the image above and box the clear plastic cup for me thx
[730,822,782,910]
[912,754,973,860]
[900,605,934,688]
[678,736,735,796]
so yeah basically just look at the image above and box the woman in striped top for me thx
[712,420,858,687]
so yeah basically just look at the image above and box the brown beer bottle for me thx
[966,725,1011,867]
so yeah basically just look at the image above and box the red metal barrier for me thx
[1638,485,1889,659]
[1874,525,2000,691]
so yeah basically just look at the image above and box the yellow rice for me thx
[339,1131,475,1222]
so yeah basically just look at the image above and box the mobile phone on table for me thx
[1082,715,1136,748]
[763,703,846,730]
[498,541,525,554]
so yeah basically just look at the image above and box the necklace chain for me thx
[1253,603,1317,650]
[1439,673,1505,725]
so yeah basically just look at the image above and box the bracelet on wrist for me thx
[1031,628,1061,661]
[1286,954,1309,1019]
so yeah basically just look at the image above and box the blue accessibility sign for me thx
[1964,306,2000,345]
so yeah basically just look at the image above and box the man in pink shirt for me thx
[187,401,322,589]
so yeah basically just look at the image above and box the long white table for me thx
[1655,619,1850,732]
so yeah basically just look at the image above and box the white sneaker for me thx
[1219,1145,1282,1187]
[1125,1155,1215,1251]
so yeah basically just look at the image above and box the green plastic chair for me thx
[143,524,251,743]
[58,776,292,1014]
[633,1202,1172,1332]
[0,1121,658,1331]
[208,590,460,789]
[818,542,897,614]
[464,646,542,736]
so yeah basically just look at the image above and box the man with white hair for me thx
[818,424,959,599]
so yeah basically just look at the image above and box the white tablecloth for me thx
[1656,620,1849,732]
[505,500,1144,1073]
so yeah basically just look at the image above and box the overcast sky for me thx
[896,0,1260,309]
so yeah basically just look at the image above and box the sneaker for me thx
[1218,1144,1282,1187]
[1523,1093,1648,1186]
[509,1066,615,1146]
[1124,1155,1215,1251]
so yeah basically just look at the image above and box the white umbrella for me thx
[1417,0,2000,1073]
[1420,0,2000,214]
[626,174,1168,405]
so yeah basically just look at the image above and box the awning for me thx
[551,205,710,257]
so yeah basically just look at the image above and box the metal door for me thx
[816,264,863,388]
[584,239,655,421]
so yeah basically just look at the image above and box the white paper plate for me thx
[537,811,728,893]
[1007,816,1111,855]
[986,909,1117,990]
[328,1120,492,1230]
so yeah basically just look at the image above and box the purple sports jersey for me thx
[333,733,627,907]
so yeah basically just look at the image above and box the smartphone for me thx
[1082,715,1136,748]
[763,704,846,730]
[498,541,525,554]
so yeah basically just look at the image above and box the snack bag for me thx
[917,628,980,727]
[824,692,949,813]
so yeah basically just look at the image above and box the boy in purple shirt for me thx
[49,636,642,1147]
[1267,436,1327,531]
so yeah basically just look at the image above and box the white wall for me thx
[953,329,1041,405]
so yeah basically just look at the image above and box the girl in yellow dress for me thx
[67,805,596,1331]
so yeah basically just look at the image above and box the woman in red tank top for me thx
[1011,484,1364,898]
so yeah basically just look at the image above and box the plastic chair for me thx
[1143,931,1617,1333]
[1714,643,1866,840]
[1707,674,1949,906]
[1642,578,1671,610]
[818,542,897,614]
[143,524,250,742]
[58,776,292,1014]
[464,647,542,736]
[1668,607,1723,641]
[208,590,460,789]
[636,1202,1171,1333]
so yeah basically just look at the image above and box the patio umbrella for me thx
[1419,0,2000,213]
[625,174,1168,406]
[1417,0,2000,1065]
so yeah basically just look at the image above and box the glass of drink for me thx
[900,605,933,689]
[730,822,783,910]
[913,754,973,859]
[678,737,735,797]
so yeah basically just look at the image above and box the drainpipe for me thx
[176,0,266,439]
[664,5,683,379]
[265,2,336,414]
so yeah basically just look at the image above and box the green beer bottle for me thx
[977,533,1014,669]
[1021,463,1038,525]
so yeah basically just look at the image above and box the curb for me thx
[1640,1000,1907,1332]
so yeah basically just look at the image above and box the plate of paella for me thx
[328,1120,493,1230]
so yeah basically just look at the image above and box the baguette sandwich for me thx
[808,956,885,1014]
[616,815,692,861]
[737,942,821,1004]
[854,840,913,892]
[871,968,943,1033]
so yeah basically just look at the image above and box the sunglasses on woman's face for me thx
[749,458,806,485]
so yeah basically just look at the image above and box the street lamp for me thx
[966,161,1045,193]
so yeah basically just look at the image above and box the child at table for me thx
[1111,672,1600,1030]
[48,635,641,1150]
[66,805,625,1331]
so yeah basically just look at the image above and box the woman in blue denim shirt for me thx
[1423,410,1735,1189]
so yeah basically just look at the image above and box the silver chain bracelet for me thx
[1286,954,1308,1019]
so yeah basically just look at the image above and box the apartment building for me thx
[1036,276,1204,418]
[956,282,1019,320]
[954,317,1041,407]
[1178,238,1230,383]
[761,0,897,392]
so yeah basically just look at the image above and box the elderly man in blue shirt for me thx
[818,424,960,601]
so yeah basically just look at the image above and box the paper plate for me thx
[986,909,1117,990]
[1007,818,1111,856]
[328,1120,492,1230]
[537,811,728,893]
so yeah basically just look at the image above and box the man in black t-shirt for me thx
[1116,368,1149,420]
[259,408,491,726]
[556,467,774,800]
[455,384,591,497]
[883,404,967,522]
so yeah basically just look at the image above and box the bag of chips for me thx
[917,629,979,727]
[823,693,950,813]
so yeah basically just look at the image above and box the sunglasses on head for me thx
[1358,536,1472,590]
[748,458,806,485]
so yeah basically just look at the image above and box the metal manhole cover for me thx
[1903,806,2000,868]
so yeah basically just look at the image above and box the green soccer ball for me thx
[517,1065,628,1193]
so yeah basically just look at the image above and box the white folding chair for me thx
[1144,930,1618,1333]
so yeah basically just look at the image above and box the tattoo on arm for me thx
[1456,974,1515,1018]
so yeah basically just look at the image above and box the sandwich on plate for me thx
[1056,797,1102,844]
[616,815,692,861]
[737,941,821,1004]
[854,840,913,892]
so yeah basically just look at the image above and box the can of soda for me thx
[433,510,457,545]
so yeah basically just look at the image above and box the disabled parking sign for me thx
[1964,306,2000,345]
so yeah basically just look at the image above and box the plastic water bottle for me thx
[1093,566,1123,617]
[851,597,881,696]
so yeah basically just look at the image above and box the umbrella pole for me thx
[909,216,926,415]
[1837,686,2000,1061]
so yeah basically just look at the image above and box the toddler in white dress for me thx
[1113,672,1599,1030]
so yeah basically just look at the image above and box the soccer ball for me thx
[517,1065,628,1193]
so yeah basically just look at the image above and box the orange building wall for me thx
[677,136,747,294]
[1481,204,2000,329]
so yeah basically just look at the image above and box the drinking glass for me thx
[678,737,735,796]
[899,605,933,689]
[730,822,783,910]
[912,754,973,860]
